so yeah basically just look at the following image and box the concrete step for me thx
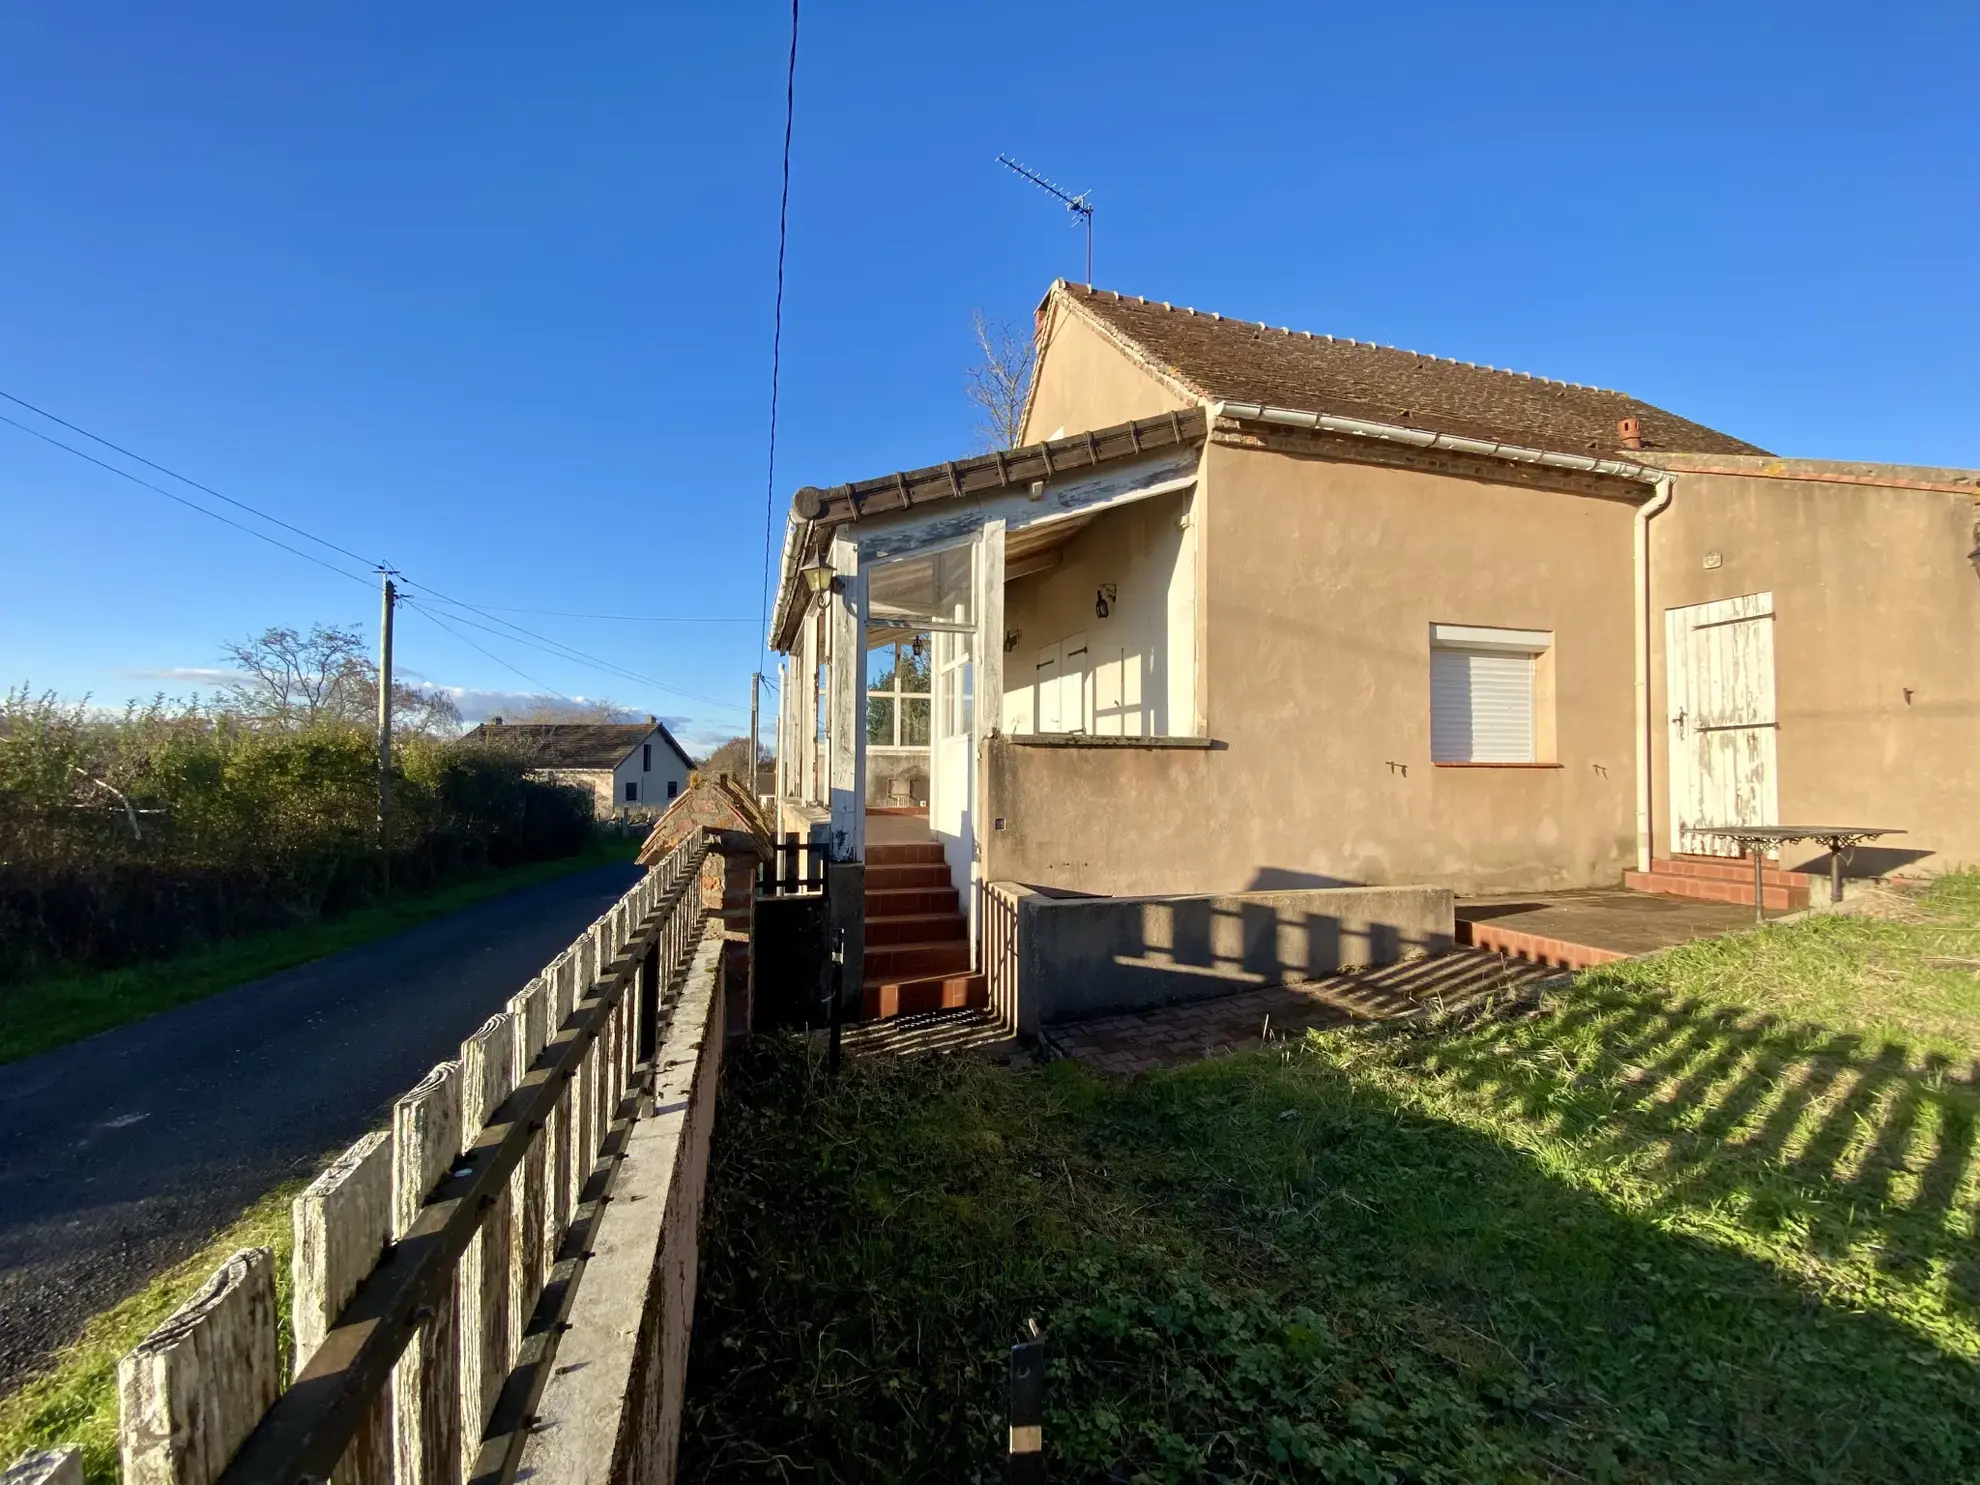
[863,938,972,981]
[865,862,954,891]
[864,911,968,947]
[865,885,960,917]
[862,972,988,1020]
[1624,869,1808,910]
[866,840,946,866]
[1652,855,1822,889]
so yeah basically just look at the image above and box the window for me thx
[940,630,975,738]
[642,743,652,772]
[866,636,932,748]
[624,780,639,802]
[667,779,679,799]
[1429,624,1553,763]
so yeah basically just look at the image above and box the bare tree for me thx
[219,622,461,735]
[964,310,1036,451]
[700,735,771,792]
[497,698,639,724]
[219,624,368,728]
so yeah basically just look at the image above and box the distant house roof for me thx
[460,720,695,772]
[1048,282,1770,459]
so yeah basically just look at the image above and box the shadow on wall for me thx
[1245,866,1365,891]
[1002,879,1456,1035]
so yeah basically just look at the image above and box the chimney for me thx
[1617,416,1643,451]
[492,715,503,725]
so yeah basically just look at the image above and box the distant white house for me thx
[462,718,695,817]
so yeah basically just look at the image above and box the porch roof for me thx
[769,406,1208,651]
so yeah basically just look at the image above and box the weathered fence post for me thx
[507,977,549,1359]
[459,1013,517,1474]
[117,1248,279,1485]
[392,1061,463,1485]
[292,1131,393,1485]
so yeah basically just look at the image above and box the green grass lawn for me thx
[682,875,1980,1483]
[0,1182,303,1483]
[0,834,639,1064]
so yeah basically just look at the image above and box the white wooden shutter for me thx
[1431,648,1535,762]
[1034,644,1061,733]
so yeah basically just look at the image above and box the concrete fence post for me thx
[292,1131,394,1485]
[391,1061,463,1485]
[459,1014,517,1474]
[117,1247,280,1485]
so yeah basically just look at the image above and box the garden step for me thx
[862,972,988,1020]
[864,912,968,947]
[862,938,972,981]
[864,862,955,891]
[864,886,961,917]
[1652,855,1823,889]
[866,841,947,866]
[1624,869,1808,910]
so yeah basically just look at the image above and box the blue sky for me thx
[3,2,1974,753]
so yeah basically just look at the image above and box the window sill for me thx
[1432,761,1564,769]
[1005,733,1215,750]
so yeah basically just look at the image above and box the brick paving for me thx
[831,1006,1020,1060]
[1042,949,1554,1075]
[1455,888,1755,960]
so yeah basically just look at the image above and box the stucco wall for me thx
[614,736,691,811]
[996,880,1453,1035]
[1019,300,1193,446]
[984,440,1644,896]
[1002,489,1194,736]
[1647,458,1980,875]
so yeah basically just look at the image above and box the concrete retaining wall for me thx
[999,882,1454,1036]
[516,930,728,1485]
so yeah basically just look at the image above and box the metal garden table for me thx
[1692,825,1905,923]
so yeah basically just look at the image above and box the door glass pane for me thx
[867,644,899,692]
[868,549,974,628]
[898,638,931,694]
[901,697,931,746]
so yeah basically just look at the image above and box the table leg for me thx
[1752,844,1766,925]
[1830,846,1844,905]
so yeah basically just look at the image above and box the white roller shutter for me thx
[1431,647,1535,763]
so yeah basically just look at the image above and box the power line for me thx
[0,387,385,571]
[397,580,747,714]
[1,393,750,715]
[463,604,757,623]
[0,410,375,590]
[397,597,572,701]
[757,0,801,652]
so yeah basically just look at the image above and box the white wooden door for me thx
[1033,643,1061,733]
[1059,631,1091,733]
[1666,592,1778,857]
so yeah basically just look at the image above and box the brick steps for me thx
[862,972,987,1020]
[862,825,982,1021]
[1625,855,1816,910]
[1454,919,1624,971]
[864,911,967,947]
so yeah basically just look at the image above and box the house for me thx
[464,718,695,816]
[766,281,1980,1012]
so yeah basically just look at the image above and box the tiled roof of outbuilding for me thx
[1053,283,1769,458]
[459,721,690,771]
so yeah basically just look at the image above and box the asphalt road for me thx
[0,859,641,1394]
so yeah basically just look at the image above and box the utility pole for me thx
[748,671,762,799]
[377,570,397,881]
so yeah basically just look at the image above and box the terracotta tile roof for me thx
[459,721,690,771]
[1056,283,1769,459]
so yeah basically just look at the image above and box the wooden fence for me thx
[10,832,715,1485]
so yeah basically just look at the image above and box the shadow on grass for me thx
[680,1022,1980,1484]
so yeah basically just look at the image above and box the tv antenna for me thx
[997,154,1094,283]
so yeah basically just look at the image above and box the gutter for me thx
[1632,474,1675,873]
[1207,400,1664,485]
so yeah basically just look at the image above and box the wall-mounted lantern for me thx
[1094,583,1117,619]
[799,555,838,606]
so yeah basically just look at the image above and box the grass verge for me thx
[0,1182,303,1483]
[682,875,1980,1482]
[0,833,639,1064]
